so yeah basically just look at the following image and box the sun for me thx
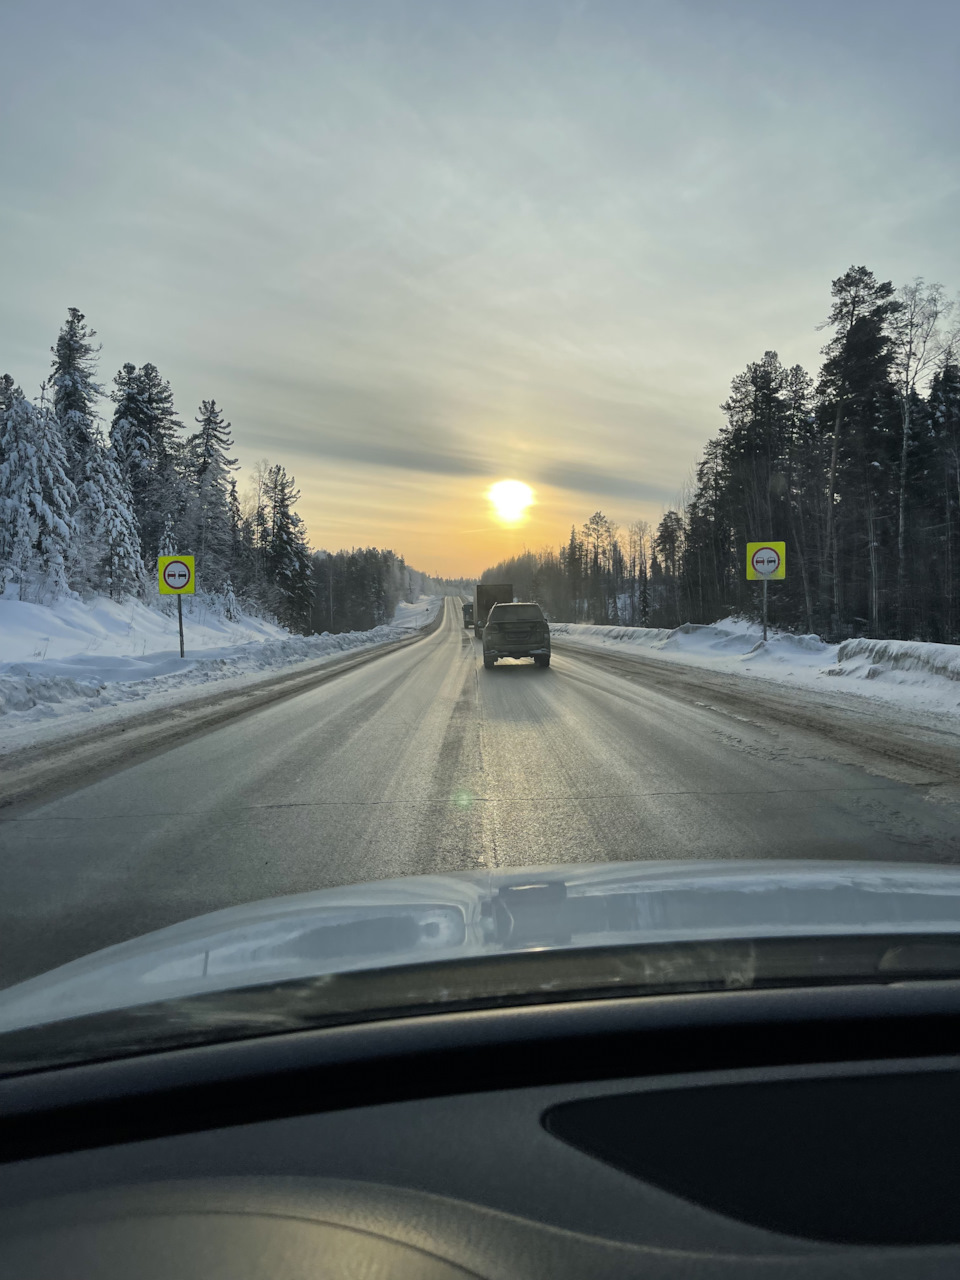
[487,479,534,524]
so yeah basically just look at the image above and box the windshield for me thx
[1,0,959,1069]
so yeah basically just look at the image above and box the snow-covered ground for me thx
[550,618,960,716]
[0,593,441,753]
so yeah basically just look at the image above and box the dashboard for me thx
[2,981,960,1277]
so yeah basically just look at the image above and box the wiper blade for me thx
[4,933,960,1076]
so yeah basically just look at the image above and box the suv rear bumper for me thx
[483,645,551,659]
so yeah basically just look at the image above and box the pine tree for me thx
[157,512,177,559]
[0,389,77,601]
[817,268,900,635]
[109,361,185,562]
[888,280,952,635]
[71,441,146,600]
[928,358,960,637]
[263,464,313,631]
[50,307,103,483]
[0,375,18,471]
[185,400,237,589]
[47,307,146,598]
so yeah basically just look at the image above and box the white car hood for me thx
[4,859,960,1034]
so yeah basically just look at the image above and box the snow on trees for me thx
[50,307,103,480]
[0,389,77,602]
[70,440,146,600]
[184,399,238,589]
[110,362,185,563]
[46,309,146,601]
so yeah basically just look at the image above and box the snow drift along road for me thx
[549,618,960,714]
[0,594,440,731]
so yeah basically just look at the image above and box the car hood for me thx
[4,859,960,1034]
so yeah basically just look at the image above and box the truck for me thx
[461,600,474,629]
[473,583,512,638]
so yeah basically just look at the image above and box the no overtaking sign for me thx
[746,542,785,581]
[745,541,785,643]
[158,554,195,659]
[158,555,195,595]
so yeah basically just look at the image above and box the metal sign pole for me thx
[762,578,773,645]
[177,594,185,659]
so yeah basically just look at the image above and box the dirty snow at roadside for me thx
[0,593,441,752]
[550,618,960,716]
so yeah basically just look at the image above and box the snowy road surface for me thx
[2,597,959,987]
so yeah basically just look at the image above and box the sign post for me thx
[158,555,196,658]
[745,542,786,642]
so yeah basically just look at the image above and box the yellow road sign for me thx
[158,555,196,594]
[746,542,785,580]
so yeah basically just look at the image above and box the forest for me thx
[0,309,440,634]
[482,267,960,642]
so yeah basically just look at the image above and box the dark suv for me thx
[482,602,551,669]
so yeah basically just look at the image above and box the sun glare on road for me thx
[487,480,534,524]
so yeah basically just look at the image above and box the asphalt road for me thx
[2,597,959,987]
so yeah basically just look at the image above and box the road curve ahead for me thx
[2,597,959,985]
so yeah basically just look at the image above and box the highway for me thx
[2,597,959,987]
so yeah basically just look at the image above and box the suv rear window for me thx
[489,604,544,622]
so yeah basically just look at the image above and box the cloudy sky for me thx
[3,0,958,575]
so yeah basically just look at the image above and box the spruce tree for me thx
[185,400,237,589]
[0,390,77,601]
[50,307,103,482]
[817,268,900,635]
[110,361,184,561]
[264,464,313,631]
[71,441,146,600]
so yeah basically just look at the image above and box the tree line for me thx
[482,267,960,641]
[0,308,442,634]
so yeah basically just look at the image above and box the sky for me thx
[3,0,958,577]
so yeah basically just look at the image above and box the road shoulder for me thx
[552,637,960,788]
[1,606,446,811]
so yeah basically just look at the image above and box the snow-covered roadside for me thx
[0,594,442,755]
[550,618,960,717]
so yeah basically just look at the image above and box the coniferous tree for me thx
[263,464,312,630]
[50,307,103,484]
[110,362,185,562]
[185,400,237,589]
[887,280,953,634]
[0,389,77,601]
[48,308,145,598]
[72,440,146,600]
[817,268,900,635]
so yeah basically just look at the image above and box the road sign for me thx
[158,555,195,595]
[158,555,195,659]
[746,542,785,581]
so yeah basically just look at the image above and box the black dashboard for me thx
[3,982,960,1277]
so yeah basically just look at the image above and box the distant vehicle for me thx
[462,600,474,628]
[473,583,512,637]
[482,601,551,669]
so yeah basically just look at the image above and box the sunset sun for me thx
[487,480,534,525]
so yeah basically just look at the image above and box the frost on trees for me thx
[47,308,146,600]
[110,361,185,563]
[50,307,103,482]
[184,399,238,588]
[71,442,146,601]
[0,390,77,602]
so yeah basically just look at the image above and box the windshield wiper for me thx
[4,933,960,1076]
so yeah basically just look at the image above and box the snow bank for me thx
[0,594,441,733]
[550,619,960,713]
[0,592,286,665]
[835,637,960,684]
